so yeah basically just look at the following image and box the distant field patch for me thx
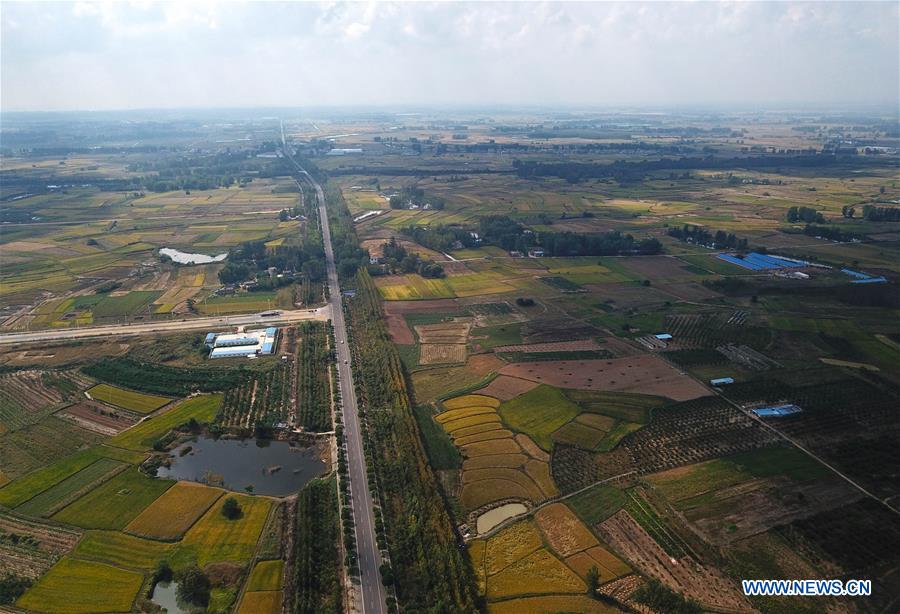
[419,343,467,365]
[91,291,163,318]
[108,394,221,451]
[498,385,581,450]
[486,549,585,600]
[177,493,272,566]
[16,557,143,614]
[567,484,628,526]
[53,467,175,530]
[246,559,284,591]
[238,591,283,614]
[125,481,223,541]
[0,445,142,509]
[15,458,124,518]
[86,383,170,414]
[72,530,174,571]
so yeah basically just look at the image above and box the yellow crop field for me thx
[524,459,559,498]
[443,413,502,434]
[246,559,284,591]
[436,406,497,424]
[180,493,272,565]
[463,454,529,470]
[486,549,585,599]
[444,394,501,409]
[534,503,598,558]
[585,545,631,578]
[488,595,619,613]
[468,539,487,592]
[484,521,543,576]
[459,438,522,457]
[125,482,223,540]
[238,591,283,614]
[16,557,143,614]
[454,429,514,447]
[86,383,170,414]
[461,478,541,511]
[419,343,467,365]
[451,422,506,440]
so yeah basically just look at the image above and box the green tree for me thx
[221,496,242,520]
[586,565,600,597]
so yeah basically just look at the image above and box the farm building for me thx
[326,148,363,156]
[655,333,673,340]
[752,404,802,418]
[710,377,734,386]
[717,252,808,271]
[207,327,277,359]
[842,268,887,284]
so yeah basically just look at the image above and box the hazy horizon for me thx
[2,1,899,113]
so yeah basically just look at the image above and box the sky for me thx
[2,1,898,112]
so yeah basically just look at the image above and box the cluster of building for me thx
[205,328,277,359]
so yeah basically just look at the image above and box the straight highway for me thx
[0,308,329,346]
[282,124,387,614]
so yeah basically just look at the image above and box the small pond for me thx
[476,503,528,534]
[150,581,187,614]
[159,247,227,265]
[157,436,328,496]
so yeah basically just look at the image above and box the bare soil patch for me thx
[599,510,750,612]
[58,402,138,435]
[500,355,710,401]
[493,340,604,353]
[420,343,467,365]
[477,375,538,401]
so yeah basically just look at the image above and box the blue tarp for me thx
[710,377,734,385]
[718,252,807,271]
[752,404,802,417]
[852,276,887,284]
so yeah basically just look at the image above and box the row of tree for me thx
[667,225,749,250]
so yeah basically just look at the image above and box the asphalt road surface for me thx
[283,130,387,614]
[0,308,329,346]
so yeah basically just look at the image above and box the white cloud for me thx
[2,1,897,111]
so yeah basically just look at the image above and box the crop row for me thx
[296,321,333,432]
[220,365,291,429]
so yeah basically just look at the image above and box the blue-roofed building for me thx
[718,252,808,271]
[752,404,802,418]
[207,327,278,359]
[655,333,673,340]
[710,377,734,386]
[204,333,217,348]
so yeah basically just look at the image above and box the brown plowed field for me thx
[499,355,710,401]
[58,402,137,435]
[477,375,539,401]
[383,299,461,345]
[493,340,603,353]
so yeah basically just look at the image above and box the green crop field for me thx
[91,290,163,318]
[16,557,144,614]
[246,559,285,591]
[0,445,143,508]
[198,291,281,314]
[53,467,175,529]
[86,383,171,414]
[498,385,581,450]
[71,530,175,571]
[108,394,222,451]
[15,458,124,517]
[567,484,628,525]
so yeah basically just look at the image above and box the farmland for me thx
[124,481,223,540]
[85,383,171,414]
[2,106,900,614]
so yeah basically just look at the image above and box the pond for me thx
[157,436,328,496]
[159,247,228,265]
[150,581,187,614]
[476,502,528,534]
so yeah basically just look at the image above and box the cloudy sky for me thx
[2,1,898,112]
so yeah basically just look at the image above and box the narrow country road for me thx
[282,123,387,614]
[0,308,329,345]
